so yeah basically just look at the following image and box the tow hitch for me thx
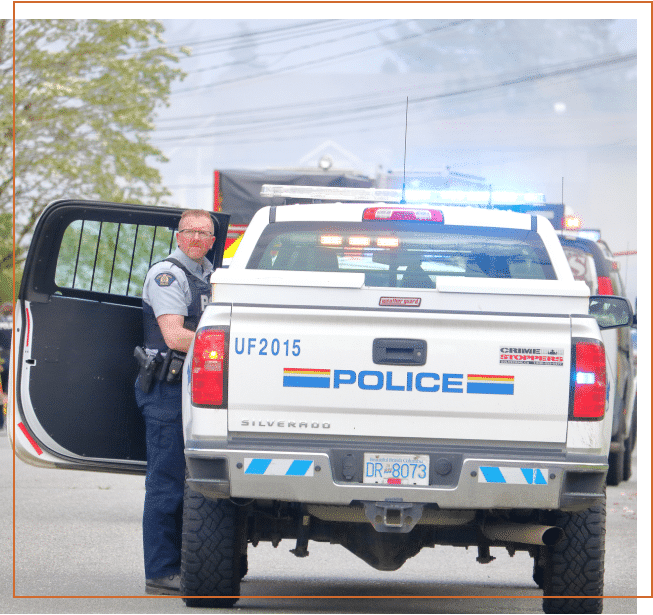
[364,499,423,533]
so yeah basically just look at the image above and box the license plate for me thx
[363,453,430,486]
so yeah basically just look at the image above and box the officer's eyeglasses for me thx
[178,229,213,239]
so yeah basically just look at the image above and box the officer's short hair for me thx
[178,209,214,234]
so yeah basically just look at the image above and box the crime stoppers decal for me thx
[500,346,564,366]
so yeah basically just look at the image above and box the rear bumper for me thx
[185,441,607,512]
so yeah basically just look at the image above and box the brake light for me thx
[363,207,444,222]
[597,276,613,295]
[192,328,227,406]
[570,339,606,419]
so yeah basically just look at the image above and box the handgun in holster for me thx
[134,346,163,393]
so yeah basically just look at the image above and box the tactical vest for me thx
[142,257,212,353]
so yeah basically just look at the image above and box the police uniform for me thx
[135,247,212,583]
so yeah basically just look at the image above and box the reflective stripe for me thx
[244,458,314,476]
[18,422,43,456]
[479,466,548,485]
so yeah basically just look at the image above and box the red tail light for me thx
[597,276,613,295]
[570,339,606,420]
[192,328,227,406]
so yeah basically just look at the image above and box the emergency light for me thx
[348,236,372,247]
[562,215,582,231]
[577,230,602,242]
[560,213,602,242]
[261,184,545,206]
[319,235,400,248]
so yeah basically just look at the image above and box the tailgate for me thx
[227,305,572,444]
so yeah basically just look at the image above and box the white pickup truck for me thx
[10,188,633,614]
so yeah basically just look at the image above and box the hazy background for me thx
[150,14,641,304]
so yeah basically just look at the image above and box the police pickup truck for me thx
[9,189,633,614]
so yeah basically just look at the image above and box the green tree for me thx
[0,19,186,300]
[0,213,13,303]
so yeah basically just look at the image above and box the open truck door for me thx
[10,200,229,473]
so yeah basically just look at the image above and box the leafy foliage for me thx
[55,218,175,298]
[0,213,13,302]
[0,19,186,298]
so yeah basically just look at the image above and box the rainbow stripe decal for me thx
[467,374,514,395]
[283,368,331,389]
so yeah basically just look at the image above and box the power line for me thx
[151,52,636,143]
[181,20,400,76]
[157,20,342,55]
[180,20,385,61]
[170,20,471,96]
[154,80,437,128]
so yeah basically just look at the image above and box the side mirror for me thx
[589,296,633,329]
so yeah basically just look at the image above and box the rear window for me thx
[247,222,556,287]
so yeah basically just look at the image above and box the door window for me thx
[54,219,176,298]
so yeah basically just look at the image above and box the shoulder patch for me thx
[155,272,176,287]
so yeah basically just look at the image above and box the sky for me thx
[6,2,649,309]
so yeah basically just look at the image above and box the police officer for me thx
[135,209,215,595]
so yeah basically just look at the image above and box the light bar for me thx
[261,184,546,206]
[262,184,403,202]
[559,229,602,243]
[577,230,601,242]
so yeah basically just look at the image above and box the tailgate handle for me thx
[373,338,427,366]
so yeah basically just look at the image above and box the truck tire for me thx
[622,405,636,482]
[606,441,624,487]
[542,498,605,614]
[180,480,244,608]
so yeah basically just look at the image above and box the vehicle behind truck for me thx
[557,231,637,486]
[10,189,633,614]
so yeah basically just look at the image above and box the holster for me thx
[134,346,163,394]
[160,349,187,384]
